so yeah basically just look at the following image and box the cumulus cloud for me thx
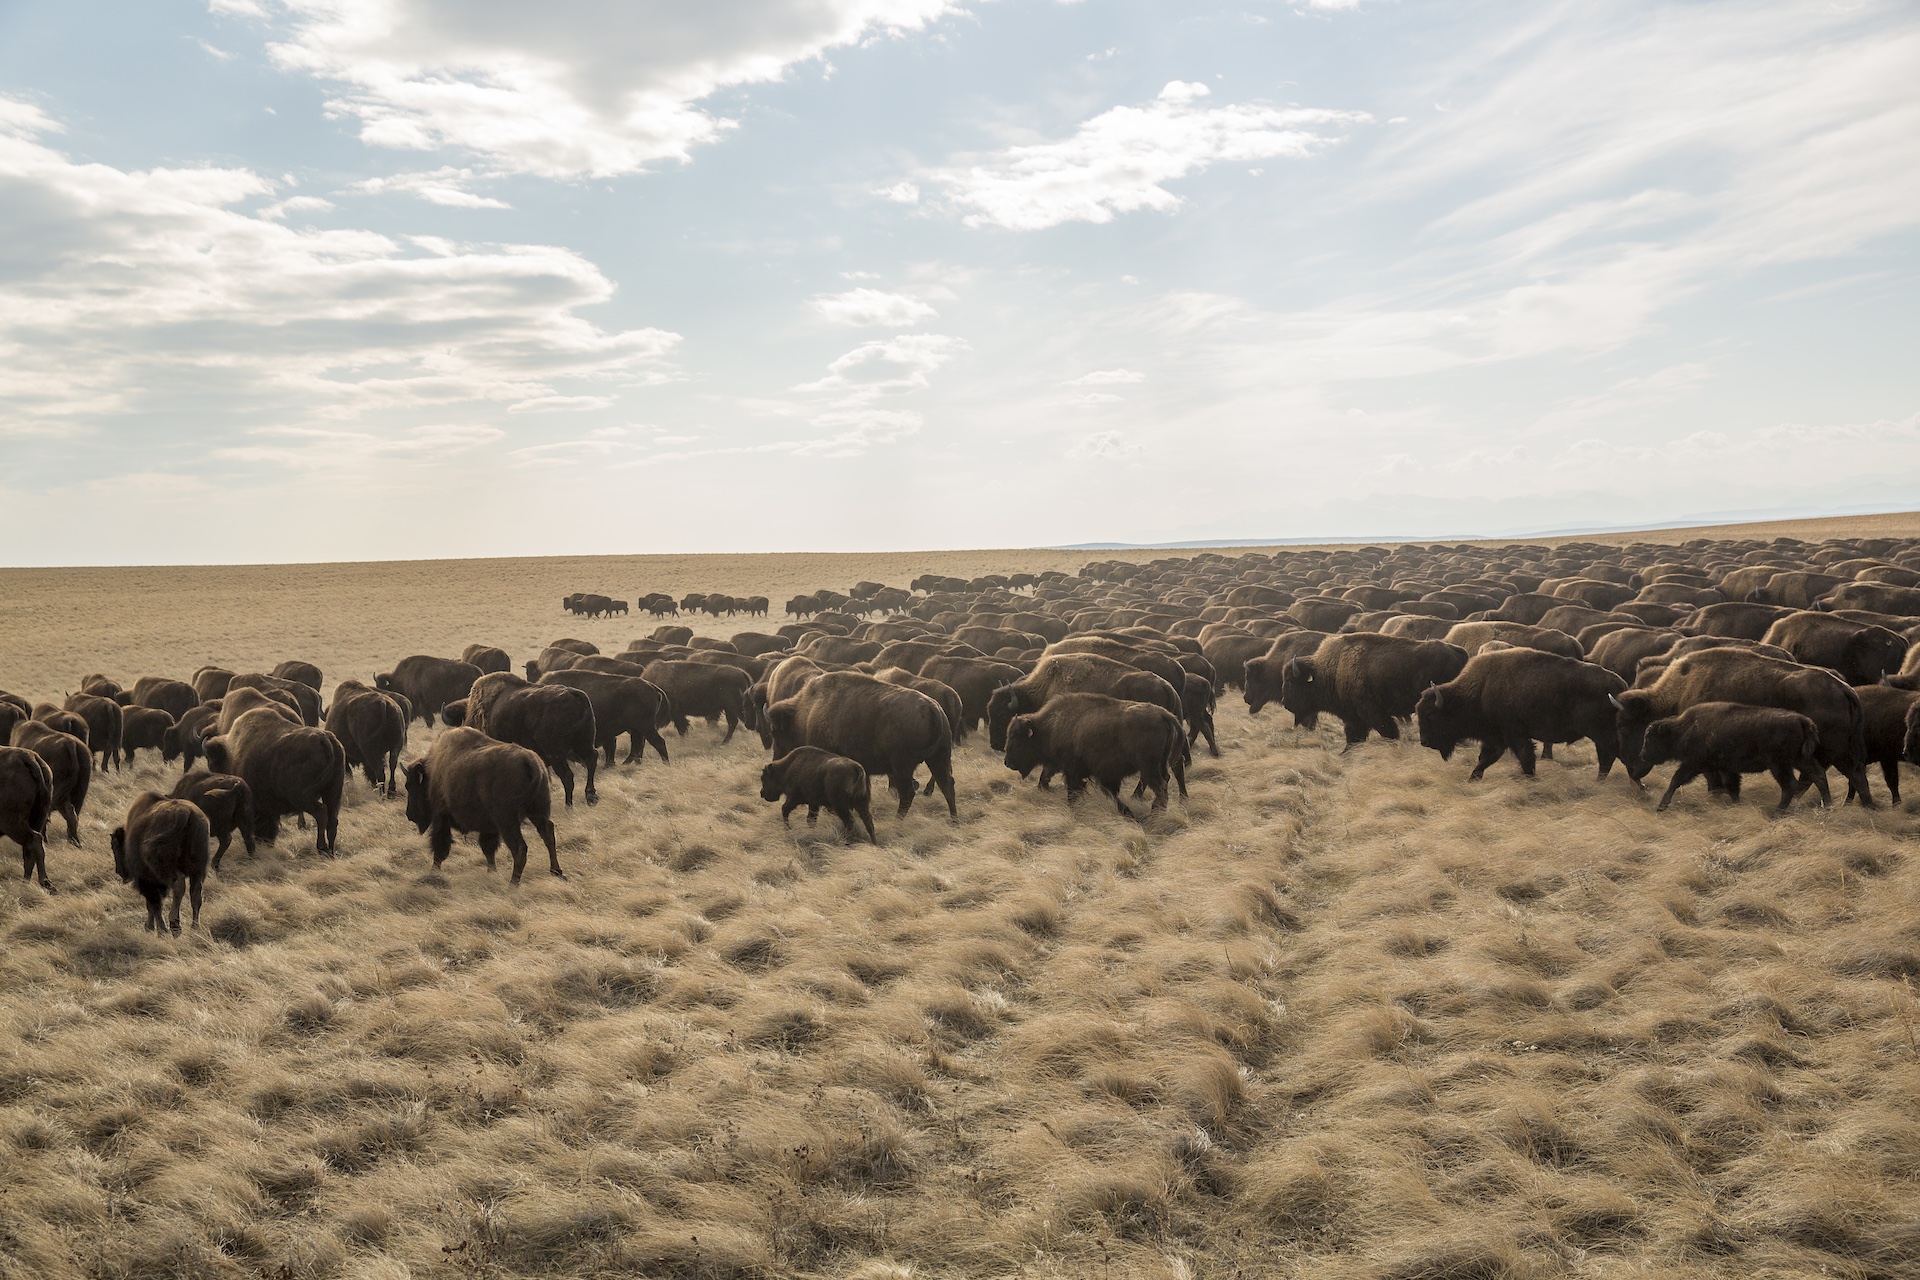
[350,166,509,208]
[811,287,936,327]
[932,82,1367,230]
[230,0,966,178]
[794,333,966,400]
[0,101,677,435]
[1067,431,1143,460]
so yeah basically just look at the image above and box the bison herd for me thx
[10,529,1920,933]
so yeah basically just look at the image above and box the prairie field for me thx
[2,526,1919,1280]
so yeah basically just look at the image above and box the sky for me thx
[1,0,1916,564]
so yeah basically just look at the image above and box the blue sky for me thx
[1,0,1916,563]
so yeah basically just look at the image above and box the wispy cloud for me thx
[812,287,936,327]
[350,166,509,208]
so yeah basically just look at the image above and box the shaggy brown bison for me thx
[1759,612,1908,685]
[987,653,1183,751]
[1243,632,1333,715]
[202,709,347,853]
[111,793,210,935]
[62,692,123,771]
[1855,684,1919,804]
[217,685,301,733]
[325,680,410,796]
[462,673,599,806]
[1279,633,1470,747]
[875,668,966,743]
[191,666,236,702]
[120,706,175,764]
[1415,647,1627,780]
[0,746,54,892]
[10,720,91,848]
[163,703,222,772]
[376,655,483,727]
[170,771,257,866]
[538,669,672,766]
[638,660,752,743]
[133,676,199,722]
[764,672,956,818]
[1638,703,1826,811]
[759,747,875,841]
[229,672,321,725]
[1442,621,1583,660]
[1586,628,1680,683]
[1002,692,1185,817]
[32,704,90,745]
[270,660,323,691]
[1611,649,1870,803]
[919,656,1026,734]
[405,727,562,883]
[462,644,513,674]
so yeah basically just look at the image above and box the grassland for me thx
[2,521,1918,1279]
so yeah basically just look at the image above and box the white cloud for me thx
[933,82,1367,230]
[235,0,966,178]
[1065,368,1143,385]
[507,394,618,414]
[0,101,678,435]
[1067,431,1143,460]
[351,166,509,208]
[259,194,335,220]
[1070,392,1123,406]
[793,407,922,455]
[812,287,936,327]
[876,181,920,204]
[794,333,966,400]
[218,423,504,468]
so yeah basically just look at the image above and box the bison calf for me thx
[111,793,210,934]
[1638,702,1827,811]
[759,747,876,842]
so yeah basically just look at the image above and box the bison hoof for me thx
[585,792,599,806]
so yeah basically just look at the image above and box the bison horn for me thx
[1607,694,1623,709]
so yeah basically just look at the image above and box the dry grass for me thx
[2,530,1918,1279]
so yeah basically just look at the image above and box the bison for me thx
[111,794,210,934]
[202,709,347,853]
[405,727,563,884]
[1002,693,1185,817]
[376,656,483,727]
[120,706,175,765]
[133,676,199,722]
[462,644,513,674]
[759,747,876,841]
[538,669,672,766]
[325,680,410,796]
[10,720,90,847]
[1760,612,1908,685]
[638,661,752,743]
[461,673,599,806]
[0,745,54,891]
[1638,703,1826,811]
[1415,647,1627,780]
[170,770,257,866]
[62,693,124,771]
[1279,633,1469,747]
[764,672,956,818]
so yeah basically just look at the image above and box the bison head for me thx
[110,827,130,881]
[523,661,543,682]
[758,762,786,803]
[441,700,468,728]
[1277,657,1320,729]
[1001,716,1043,779]
[1639,716,1682,767]
[201,735,230,774]
[764,703,800,757]
[374,672,396,692]
[1413,685,1463,760]
[161,725,183,763]
[1610,690,1659,780]
[1242,657,1282,715]
[403,761,433,832]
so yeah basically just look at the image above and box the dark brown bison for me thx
[800,635,884,664]
[133,677,199,722]
[229,672,321,725]
[1639,703,1826,811]
[1002,692,1184,817]
[404,728,562,884]
[875,668,966,743]
[638,660,752,743]
[461,673,599,806]
[79,673,126,702]
[1749,571,1847,608]
[1279,633,1470,747]
[32,704,90,745]
[170,771,257,866]
[730,632,791,658]
[1201,632,1272,692]
[325,680,410,796]
[10,720,91,847]
[111,793,210,935]
[120,706,175,764]
[1760,612,1908,685]
[270,660,323,691]
[759,747,875,841]
[764,671,956,818]
[539,669,672,766]
[376,656,483,727]
[1611,649,1870,803]
[462,644,513,674]
[1242,631,1330,715]
[217,685,301,733]
[163,703,222,772]
[1415,647,1627,780]
[1442,621,1583,660]
[914,657,1023,736]
[987,653,1183,751]
[62,692,123,771]
[1586,628,1680,683]
[0,746,54,891]
[202,709,347,853]
[1855,683,1919,804]
[192,666,236,702]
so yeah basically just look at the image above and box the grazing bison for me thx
[539,669,672,766]
[120,706,175,764]
[1760,612,1908,685]
[10,720,91,847]
[1002,693,1185,817]
[270,660,323,691]
[462,673,599,806]
[80,673,126,702]
[987,653,1183,751]
[32,704,90,745]
[764,672,956,818]
[1611,649,1870,804]
[1279,633,1470,746]
[462,644,513,674]
[133,677,199,722]
[1638,704,1826,811]
[202,709,347,853]
[63,692,124,771]
[170,771,257,866]
[0,746,54,891]
[404,727,562,884]
[325,680,410,796]
[163,703,222,773]
[638,661,753,743]
[192,666,236,703]
[111,794,210,935]
[759,747,876,841]
[1415,647,1627,780]
[376,656,483,727]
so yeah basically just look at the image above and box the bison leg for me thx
[22,832,52,892]
[1036,764,1055,790]
[1510,735,1538,778]
[603,735,618,767]
[890,770,917,817]
[1771,764,1799,810]
[1200,718,1220,759]
[780,797,800,825]
[60,802,80,848]
[1540,742,1554,761]
[531,813,563,879]
[167,873,185,936]
[211,829,231,871]
[429,817,455,869]
[720,711,739,744]
[642,725,670,764]
[188,872,203,930]
[1594,739,1617,781]
[1802,766,1833,806]
[1845,767,1876,808]
[1880,758,1902,805]
[142,883,163,932]
[498,827,527,885]
[239,818,257,860]
[927,744,957,819]
[1467,740,1507,781]
[1340,720,1369,751]
[1103,780,1137,819]
[835,803,874,843]
[1724,772,1743,803]
[478,830,501,871]
[580,750,598,805]
[1657,765,1701,811]
[672,716,690,737]
[551,758,576,806]
[806,804,821,826]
